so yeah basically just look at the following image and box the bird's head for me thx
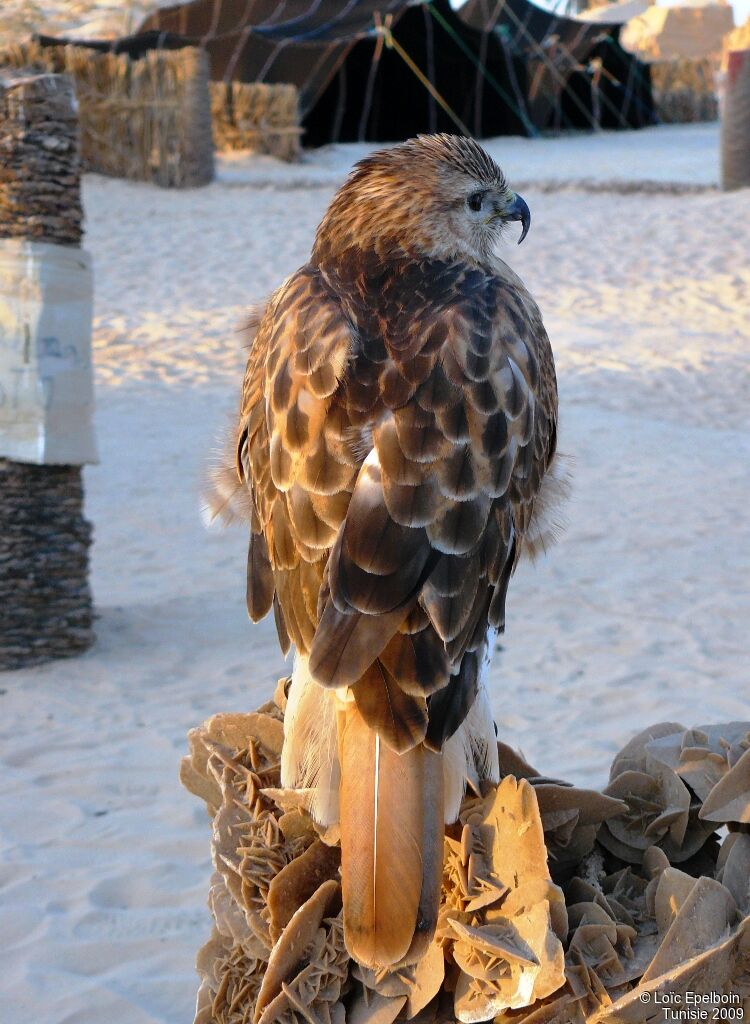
[313,134,530,267]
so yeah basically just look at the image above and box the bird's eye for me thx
[467,192,484,212]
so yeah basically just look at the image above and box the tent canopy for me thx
[139,0,654,138]
[455,0,654,134]
[35,0,655,144]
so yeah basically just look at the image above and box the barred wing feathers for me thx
[238,255,557,754]
[237,269,357,657]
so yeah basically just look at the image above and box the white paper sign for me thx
[0,238,97,465]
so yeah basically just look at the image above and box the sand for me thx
[0,1,159,39]
[1,124,749,1023]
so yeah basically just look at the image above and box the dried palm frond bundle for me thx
[0,459,93,668]
[210,83,301,163]
[184,694,750,1024]
[650,59,718,124]
[0,40,213,187]
[0,70,82,245]
[723,20,750,70]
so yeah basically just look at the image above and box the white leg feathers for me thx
[281,655,340,825]
[442,683,500,822]
[442,630,500,824]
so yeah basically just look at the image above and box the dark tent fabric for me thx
[293,0,536,143]
[36,0,654,144]
[134,0,533,135]
[304,0,653,142]
[143,0,403,41]
[138,0,654,137]
[138,0,408,114]
[457,0,654,131]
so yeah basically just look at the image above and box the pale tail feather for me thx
[338,700,443,968]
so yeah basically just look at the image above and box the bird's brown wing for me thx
[239,257,556,754]
[237,266,358,657]
[308,259,558,753]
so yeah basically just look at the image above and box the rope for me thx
[618,51,634,125]
[598,35,657,124]
[521,31,630,131]
[152,0,404,47]
[249,0,387,42]
[148,0,654,135]
[223,24,253,81]
[258,0,326,33]
[475,20,488,137]
[428,2,538,137]
[532,20,653,128]
[332,60,347,141]
[378,23,473,137]
[500,30,534,133]
[358,12,387,141]
[252,35,292,85]
[473,0,645,131]
[492,3,600,130]
[423,3,438,134]
[202,0,224,46]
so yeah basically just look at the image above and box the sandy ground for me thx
[219,123,724,191]
[0,0,156,39]
[1,124,749,1023]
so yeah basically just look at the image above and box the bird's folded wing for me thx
[236,267,358,653]
[308,263,558,752]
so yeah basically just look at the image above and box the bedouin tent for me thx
[135,0,537,141]
[36,0,654,144]
[456,0,654,132]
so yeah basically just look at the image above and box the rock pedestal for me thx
[183,689,750,1024]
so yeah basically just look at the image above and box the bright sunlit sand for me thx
[1,123,749,1023]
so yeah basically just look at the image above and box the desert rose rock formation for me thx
[183,685,750,1024]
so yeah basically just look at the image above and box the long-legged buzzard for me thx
[215,135,560,969]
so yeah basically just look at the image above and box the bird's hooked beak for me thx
[504,192,531,244]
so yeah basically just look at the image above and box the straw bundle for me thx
[0,41,214,187]
[210,82,301,162]
[723,18,750,70]
[650,59,718,123]
[0,70,82,245]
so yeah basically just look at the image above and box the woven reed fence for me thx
[650,58,719,123]
[0,41,214,188]
[210,82,301,162]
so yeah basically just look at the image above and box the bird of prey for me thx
[218,135,560,970]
